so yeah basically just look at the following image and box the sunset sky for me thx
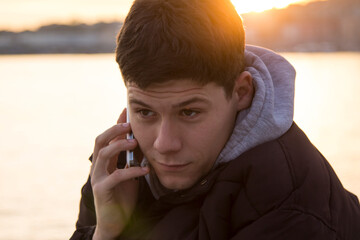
[0,0,321,31]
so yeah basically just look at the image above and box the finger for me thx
[92,138,137,180]
[117,108,127,124]
[111,108,130,146]
[103,166,149,190]
[93,123,131,163]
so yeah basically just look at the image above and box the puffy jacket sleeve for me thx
[70,155,97,240]
[70,153,128,240]
[69,176,97,239]
[76,175,97,228]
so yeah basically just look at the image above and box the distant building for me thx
[0,0,359,54]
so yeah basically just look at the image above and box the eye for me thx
[138,109,155,118]
[181,109,199,117]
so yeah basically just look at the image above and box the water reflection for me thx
[0,53,359,239]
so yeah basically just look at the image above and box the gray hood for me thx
[143,45,296,199]
[215,45,295,166]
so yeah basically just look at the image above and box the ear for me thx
[233,71,254,111]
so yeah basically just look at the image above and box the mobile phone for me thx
[126,105,139,167]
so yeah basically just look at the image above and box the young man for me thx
[71,0,360,239]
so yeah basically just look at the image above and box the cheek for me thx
[131,123,153,153]
[195,114,235,159]
[186,125,225,166]
[199,118,232,147]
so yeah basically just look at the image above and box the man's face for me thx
[127,79,239,190]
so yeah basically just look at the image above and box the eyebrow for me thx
[175,97,211,108]
[128,97,211,109]
[128,99,152,108]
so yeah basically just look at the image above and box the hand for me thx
[91,109,149,240]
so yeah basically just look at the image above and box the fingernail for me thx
[122,122,130,127]
[141,166,150,172]
[128,138,136,143]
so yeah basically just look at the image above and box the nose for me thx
[153,119,182,154]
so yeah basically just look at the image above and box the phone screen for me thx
[126,104,139,167]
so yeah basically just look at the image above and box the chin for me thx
[160,176,195,190]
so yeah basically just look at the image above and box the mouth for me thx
[156,162,191,172]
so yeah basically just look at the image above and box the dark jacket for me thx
[71,123,360,239]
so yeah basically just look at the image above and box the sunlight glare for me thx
[231,0,309,13]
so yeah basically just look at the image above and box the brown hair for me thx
[116,0,245,97]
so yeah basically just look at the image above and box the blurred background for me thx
[0,0,359,239]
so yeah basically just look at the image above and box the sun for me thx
[230,0,307,14]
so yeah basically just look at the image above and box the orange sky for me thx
[0,0,321,31]
[231,0,318,14]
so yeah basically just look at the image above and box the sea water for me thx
[0,52,359,239]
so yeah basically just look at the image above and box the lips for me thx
[156,162,190,172]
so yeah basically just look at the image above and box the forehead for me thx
[127,79,224,100]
